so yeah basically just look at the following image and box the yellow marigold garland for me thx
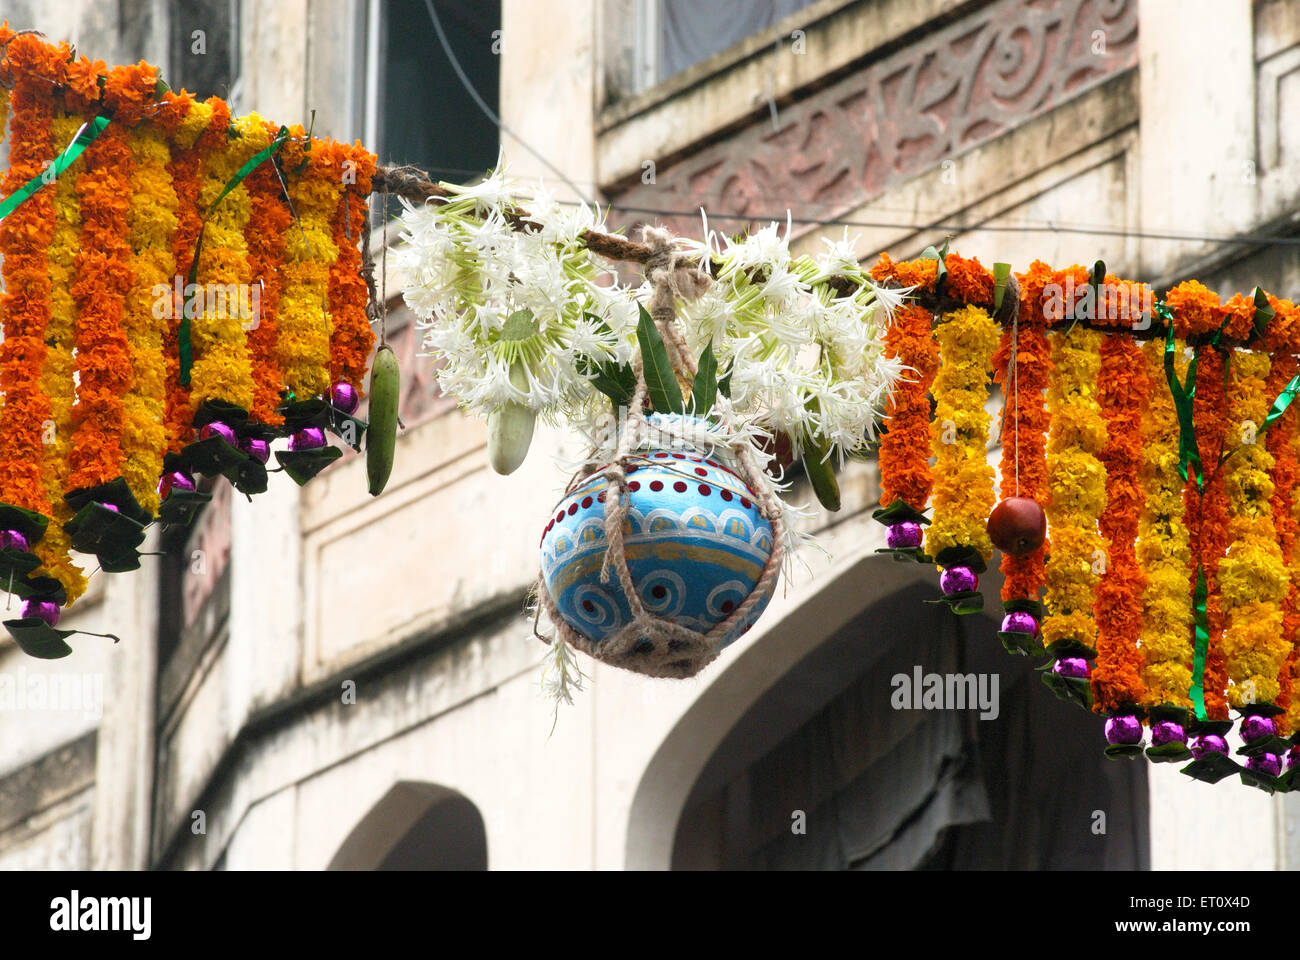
[1219,351,1290,708]
[1041,327,1107,651]
[277,132,342,398]
[122,120,178,515]
[188,110,260,413]
[32,111,89,603]
[923,305,1000,565]
[1136,338,1193,708]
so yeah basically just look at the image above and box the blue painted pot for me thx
[540,450,776,651]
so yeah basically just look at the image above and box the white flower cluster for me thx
[395,167,906,460]
[675,221,909,461]
[395,165,635,424]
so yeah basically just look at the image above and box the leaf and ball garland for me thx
[870,251,1300,792]
[0,31,381,657]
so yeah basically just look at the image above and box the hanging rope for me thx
[535,227,786,679]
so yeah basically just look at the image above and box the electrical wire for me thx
[421,0,593,205]
[590,200,1300,247]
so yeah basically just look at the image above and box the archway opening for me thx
[628,551,1148,870]
[328,781,488,871]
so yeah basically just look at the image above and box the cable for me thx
[421,0,593,205]
[590,200,1300,247]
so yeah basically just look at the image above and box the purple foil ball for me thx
[886,522,922,550]
[1191,734,1229,758]
[0,528,30,553]
[1151,721,1187,747]
[241,437,271,464]
[157,471,196,498]
[290,427,327,452]
[1287,747,1300,771]
[329,382,360,415]
[1000,611,1038,635]
[1105,714,1143,746]
[1053,657,1090,679]
[21,599,59,627]
[1247,753,1283,778]
[199,421,237,446]
[96,502,119,514]
[1241,715,1277,743]
[939,566,978,595]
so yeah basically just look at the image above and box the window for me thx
[168,0,242,105]
[618,0,824,97]
[364,0,500,215]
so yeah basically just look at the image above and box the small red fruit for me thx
[987,496,1047,556]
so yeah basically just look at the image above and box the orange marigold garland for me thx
[242,121,292,427]
[0,35,59,517]
[874,302,938,543]
[160,91,207,453]
[1189,348,1232,723]
[68,117,136,493]
[1090,334,1147,716]
[327,142,377,394]
[991,282,1051,615]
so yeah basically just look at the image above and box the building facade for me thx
[2,0,1300,869]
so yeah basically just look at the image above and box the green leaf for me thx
[717,363,732,399]
[500,308,537,342]
[3,617,120,660]
[992,262,1011,310]
[636,304,684,415]
[275,447,343,486]
[921,239,950,292]
[688,341,718,415]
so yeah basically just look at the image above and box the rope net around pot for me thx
[536,227,786,679]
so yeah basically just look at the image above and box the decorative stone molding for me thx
[609,0,1137,239]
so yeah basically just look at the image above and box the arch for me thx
[328,781,488,870]
[625,547,943,870]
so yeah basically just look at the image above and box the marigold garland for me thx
[1190,349,1231,721]
[1041,327,1107,652]
[160,91,208,452]
[1219,351,1290,709]
[122,116,177,515]
[327,142,377,393]
[188,106,257,413]
[242,121,292,426]
[68,115,135,492]
[1136,338,1193,709]
[1267,345,1300,733]
[33,110,89,603]
[1091,333,1147,712]
[277,131,342,398]
[878,302,939,512]
[923,305,1000,565]
[0,36,59,516]
[991,279,1051,605]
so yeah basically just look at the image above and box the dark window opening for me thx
[372,0,500,219]
[168,0,241,101]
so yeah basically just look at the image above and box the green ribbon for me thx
[0,116,110,221]
[1258,373,1300,437]
[180,125,290,387]
[1163,319,1202,487]
[1190,565,1210,720]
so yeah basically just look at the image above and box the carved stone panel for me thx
[608,0,1138,239]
